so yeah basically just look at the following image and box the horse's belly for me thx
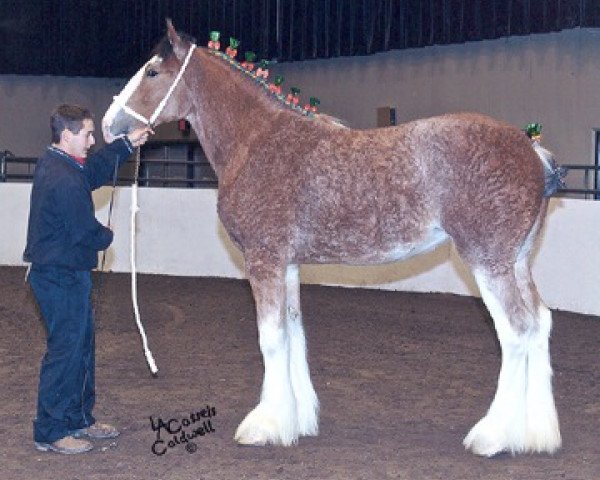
[298,225,449,266]
[376,226,449,263]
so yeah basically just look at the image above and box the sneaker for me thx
[72,422,120,439]
[35,435,93,454]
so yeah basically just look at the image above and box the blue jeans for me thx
[29,265,96,443]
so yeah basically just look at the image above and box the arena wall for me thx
[2,183,598,317]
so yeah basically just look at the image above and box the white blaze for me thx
[102,56,163,142]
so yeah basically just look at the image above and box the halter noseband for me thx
[113,44,197,127]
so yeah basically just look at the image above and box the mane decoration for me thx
[207,33,320,118]
[524,122,542,142]
[208,31,220,50]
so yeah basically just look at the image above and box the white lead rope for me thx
[130,165,158,374]
[116,44,197,375]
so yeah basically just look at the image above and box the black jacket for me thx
[23,137,134,270]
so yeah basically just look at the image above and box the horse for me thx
[102,20,561,457]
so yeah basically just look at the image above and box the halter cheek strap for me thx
[114,44,197,127]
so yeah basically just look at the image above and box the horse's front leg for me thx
[234,259,298,446]
[286,264,319,437]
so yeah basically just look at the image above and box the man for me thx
[23,104,153,454]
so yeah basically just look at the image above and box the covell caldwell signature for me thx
[150,406,216,455]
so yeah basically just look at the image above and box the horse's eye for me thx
[146,69,159,78]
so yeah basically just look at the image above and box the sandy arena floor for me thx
[0,266,598,480]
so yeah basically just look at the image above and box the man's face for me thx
[64,118,96,158]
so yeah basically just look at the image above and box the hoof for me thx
[234,405,297,447]
[463,416,521,457]
[465,408,562,457]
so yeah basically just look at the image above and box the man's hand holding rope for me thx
[126,127,154,148]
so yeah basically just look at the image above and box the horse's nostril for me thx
[103,115,132,141]
[102,121,120,143]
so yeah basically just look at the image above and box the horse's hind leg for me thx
[285,265,319,437]
[234,260,298,446]
[514,258,561,453]
[463,258,560,456]
[464,268,529,455]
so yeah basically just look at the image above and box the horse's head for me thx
[102,20,196,143]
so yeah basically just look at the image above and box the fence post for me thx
[0,151,8,182]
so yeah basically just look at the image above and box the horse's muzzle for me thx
[102,111,132,144]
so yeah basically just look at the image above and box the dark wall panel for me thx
[1,0,599,77]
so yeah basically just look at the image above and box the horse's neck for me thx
[187,50,282,180]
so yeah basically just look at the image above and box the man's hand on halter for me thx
[126,127,155,148]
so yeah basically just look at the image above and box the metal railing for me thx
[116,158,218,188]
[1,149,598,199]
[0,149,218,188]
[1,151,37,181]
[556,165,600,200]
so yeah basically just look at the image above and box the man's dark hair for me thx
[50,104,93,143]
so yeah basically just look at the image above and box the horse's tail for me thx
[532,141,567,197]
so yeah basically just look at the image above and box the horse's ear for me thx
[166,18,187,61]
